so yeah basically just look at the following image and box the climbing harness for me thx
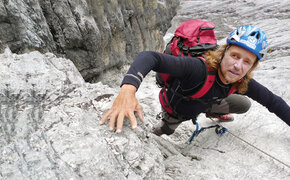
[188,117,290,169]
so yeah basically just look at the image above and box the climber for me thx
[100,25,290,135]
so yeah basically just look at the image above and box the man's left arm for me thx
[245,79,290,126]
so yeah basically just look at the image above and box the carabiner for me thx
[215,126,227,135]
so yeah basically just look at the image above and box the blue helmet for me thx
[227,25,269,60]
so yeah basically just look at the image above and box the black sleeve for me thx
[245,79,290,126]
[121,51,205,89]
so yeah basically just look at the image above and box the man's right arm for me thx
[101,51,205,132]
[121,51,205,90]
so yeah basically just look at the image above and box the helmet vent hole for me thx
[250,32,260,39]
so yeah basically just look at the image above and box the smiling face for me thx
[218,45,257,84]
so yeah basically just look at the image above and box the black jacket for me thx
[121,51,290,126]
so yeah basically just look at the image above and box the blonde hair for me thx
[205,44,259,94]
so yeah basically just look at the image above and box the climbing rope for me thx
[223,125,290,169]
[188,117,290,169]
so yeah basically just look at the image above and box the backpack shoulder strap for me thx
[189,56,216,99]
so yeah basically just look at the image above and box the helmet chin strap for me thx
[218,45,230,84]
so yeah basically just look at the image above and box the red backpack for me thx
[157,20,236,114]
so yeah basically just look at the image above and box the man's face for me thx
[218,45,257,84]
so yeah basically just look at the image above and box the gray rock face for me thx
[0,0,179,81]
[0,49,165,179]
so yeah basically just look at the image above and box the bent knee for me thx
[227,94,251,114]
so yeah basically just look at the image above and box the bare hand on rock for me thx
[100,84,144,133]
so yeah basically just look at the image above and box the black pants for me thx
[210,94,251,114]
